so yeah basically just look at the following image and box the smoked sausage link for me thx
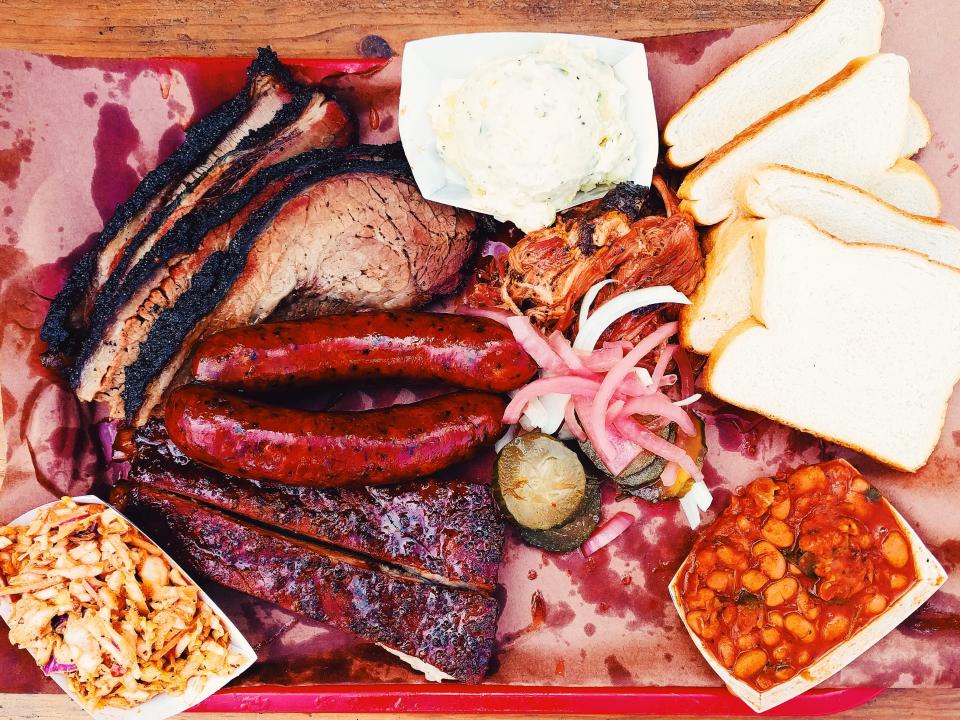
[190,311,537,393]
[164,384,506,487]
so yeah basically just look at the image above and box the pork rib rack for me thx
[114,482,500,683]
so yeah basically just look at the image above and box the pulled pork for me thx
[466,178,704,345]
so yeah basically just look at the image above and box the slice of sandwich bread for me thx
[664,0,885,168]
[740,166,960,264]
[681,166,960,355]
[704,215,960,472]
[681,216,763,355]
[678,54,911,226]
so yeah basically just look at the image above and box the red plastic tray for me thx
[0,50,906,718]
[192,684,884,715]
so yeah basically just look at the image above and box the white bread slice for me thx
[704,216,960,472]
[678,54,911,226]
[681,217,763,355]
[902,99,932,158]
[664,0,884,168]
[681,166,960,354]
[740,166,960,265]
[864,158,942,217]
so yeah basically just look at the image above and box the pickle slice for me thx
[494,432,587,530]
[517,480,602,553]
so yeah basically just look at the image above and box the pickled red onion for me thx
[455,305,513,326]
[590,322,679,470]
[497,287,702,497]
[651,345,678,388]
[502,376,602,424]
[581,512,635,556]
[618,395,696,436]
[659,461,681,492]
[506,315,564,373]
[548,331,589,374]
[563,399,586,441]
[582,346,625,372]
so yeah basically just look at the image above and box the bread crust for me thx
[871,158,942,216]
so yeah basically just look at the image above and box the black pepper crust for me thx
[41,48,296,361]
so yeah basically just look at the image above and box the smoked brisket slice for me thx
[71,91,354,406]
[114,483,499,683]
[41,48,301,363]
[129,420,504,590]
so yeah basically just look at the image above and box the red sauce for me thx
[676,460,918,692]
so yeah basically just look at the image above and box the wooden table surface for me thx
[0,0,954,718]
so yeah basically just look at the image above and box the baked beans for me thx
[676,460,917,691]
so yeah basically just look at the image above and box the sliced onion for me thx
[582,346,625,372]
[531,393,569,434]
[679,481,714,529]
[503,376,602,424]
[563,398,586,441]
[660,461,681,492]
[691,479,714,510]
[578,278,617,333]
[632,367,654,389]
[576,398,643,474]
[651,344,678,388]
[507,316,564,373]
[674,393,702,407]
[607,398,626,416]
[494,424,519,453]
[481,240,512,258]
[518,396,544,431]
[548,331,590,374]
[455,305,513,326]
[573,286,690,352]
[517,392,575,434]
[590,322,680,469]
[581,512,635,556]
[680,492,702,529]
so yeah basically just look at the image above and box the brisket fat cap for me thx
[40,48,301,364]
[115,484,499,683]
[117,157,477,425]
[70,90,354,405]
